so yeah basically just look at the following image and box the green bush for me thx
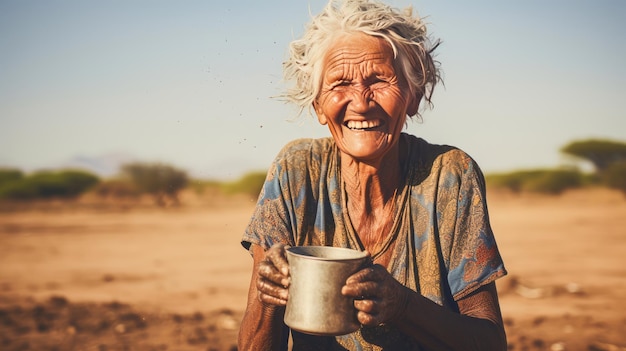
[222,171,267,199]
[0,170,99,200]
[0,168,23,186]
[522,169,584,194]
[486,169,584,194]
[603,161,626,194]
[0,178,38,199]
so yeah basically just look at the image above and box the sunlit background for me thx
[1,0,625,179]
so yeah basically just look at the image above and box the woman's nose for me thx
[347,86,373,113]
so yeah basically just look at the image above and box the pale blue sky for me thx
[1,0,625,179]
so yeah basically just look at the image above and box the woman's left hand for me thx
[341,264,411,326]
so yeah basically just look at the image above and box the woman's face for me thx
[315,32,418,163]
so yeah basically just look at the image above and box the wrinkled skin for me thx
[342,264,412,326]
[314,32,418,164]
[256,243,290,306]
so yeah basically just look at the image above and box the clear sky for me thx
[1,0,625,179]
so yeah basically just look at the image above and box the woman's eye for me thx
[371,77,389,86]
[334,81,350,87]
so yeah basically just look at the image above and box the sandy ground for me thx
[0,188,625,350]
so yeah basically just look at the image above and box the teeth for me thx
[346,120,380,130]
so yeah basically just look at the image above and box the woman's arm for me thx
[238,244,290,351]
[343,265,507,350]
[395,282,507,350]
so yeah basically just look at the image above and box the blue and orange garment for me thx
[242,133,507,350]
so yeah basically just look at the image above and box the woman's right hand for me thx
[256,243,291,306]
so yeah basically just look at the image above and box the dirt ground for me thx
[0,188,625,351]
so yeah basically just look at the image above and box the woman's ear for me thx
[313,101,328,125]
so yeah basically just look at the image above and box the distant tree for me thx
[121,162,188,206]
[561,139,626,173]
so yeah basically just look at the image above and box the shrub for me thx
[521,169,583,194]
[121,163,188,206]
[0,178,38,199]
[0,168,23,186]
[486,169,584,194]
[53,170,101,197]
[0,170,99,200]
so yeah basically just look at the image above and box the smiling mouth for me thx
[345,120,381,130]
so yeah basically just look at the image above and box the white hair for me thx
[282,0,441,118]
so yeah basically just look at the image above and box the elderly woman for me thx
[238,0,507,350]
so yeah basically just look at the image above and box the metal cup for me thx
[284,246,369,336]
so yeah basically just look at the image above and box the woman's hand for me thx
[341,264,411,326]
[256,243,291,306]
